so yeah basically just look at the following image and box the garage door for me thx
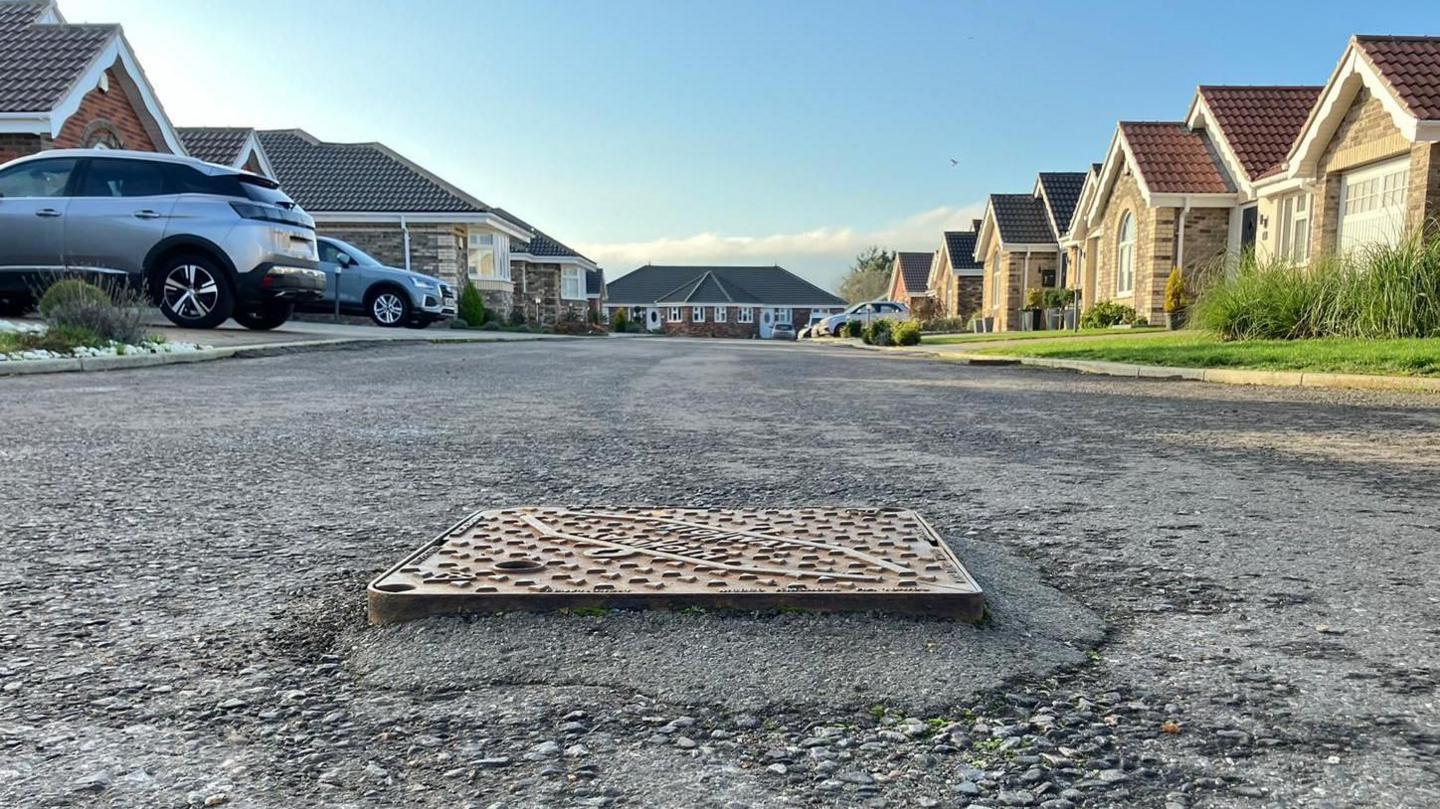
[1338,156,1410,253]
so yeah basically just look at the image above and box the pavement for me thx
[2,339,1438,808]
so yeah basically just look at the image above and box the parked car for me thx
[816,300,910,336]
[0,149,324,329]
[299,237,455,328]
[770,323,797,340]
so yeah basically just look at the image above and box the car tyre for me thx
[156,253,234,329]
[366,287,410,328]
[233,300,294,331]
[0,296,32,317]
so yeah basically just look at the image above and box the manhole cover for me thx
[368,507,984,623]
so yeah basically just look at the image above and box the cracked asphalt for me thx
[2,338,1437,808]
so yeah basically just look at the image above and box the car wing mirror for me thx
[336,252,354,268]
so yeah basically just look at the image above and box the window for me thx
[668,306,682,322]
[560,266,584,300]
[692,305,705,322]
[76,158,167,197]
[0,158,77,198]
[772,307,791,324]
[1278,193,1312,264]
[1116,212,1135,295]
[467,232,496,279]
[737,307,754,323]
[714,305,727,322]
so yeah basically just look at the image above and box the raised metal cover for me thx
[368,507,984,624]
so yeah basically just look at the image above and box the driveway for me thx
[1,340,1436,808]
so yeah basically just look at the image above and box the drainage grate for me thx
[368,507,984,624]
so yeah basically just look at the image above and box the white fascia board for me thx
[1086,128,1132,227]
[998,242,1059,252]
[1287,45,1422,178]
[238,132,277,179]
[0,113,51,134]
[1149,193,1239,208]
[46,33,187,154]
[511,252,598,272]
[972,198,1000,262]
[953,268,986,277]
[312,211,532,239]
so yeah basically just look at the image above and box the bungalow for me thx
[605,265,844,338]
[1255,36,1440,261]
[1062,164,1104,308]
[0,0,184,162]
[924,223,984,321]
[972,174,1080,331]
[886,251,936,312]
[252,129,531,315]
[176,127,274,177]
[495,209,601,325]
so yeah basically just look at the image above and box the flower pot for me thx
[1166,309,1188,330]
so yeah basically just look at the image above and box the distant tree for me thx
[838,247,894,304]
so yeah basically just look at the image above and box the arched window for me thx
[1116,212,1135,295]
[82,120,124,150]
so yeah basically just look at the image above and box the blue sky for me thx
[65,0,1437,289]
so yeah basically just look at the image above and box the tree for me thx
[838,246,894,304]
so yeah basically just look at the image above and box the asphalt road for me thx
[1,338,1437,808]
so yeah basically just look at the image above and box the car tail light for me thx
[230,201,314,229]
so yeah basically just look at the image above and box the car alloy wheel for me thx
[163,264,221,322]
[371,292,407,326]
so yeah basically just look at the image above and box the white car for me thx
[817,301,910,337]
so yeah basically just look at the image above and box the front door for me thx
[0,156,78,293]
[1240,206,1258,253]
[759,308,774,338]
[645,308,661,331]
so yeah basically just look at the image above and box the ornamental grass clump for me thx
[36,278,148,345]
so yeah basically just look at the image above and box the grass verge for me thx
[974,332,1440,376]
[924,327,1162,345]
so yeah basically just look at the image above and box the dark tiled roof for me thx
[990,194,1055,245]
[0,1,115,113]
[1120,122,1233,195]
[895,252,933,294]
[1356,35,1440,121]
[494,208,592,262]
[607,265,844,306]
[1036,172,1087,236]
[256,129,489,214]
[177,127,253,166]
[943,231,982,272]
[1199,86,1322,180]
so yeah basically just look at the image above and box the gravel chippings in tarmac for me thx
[1,338,1438,808]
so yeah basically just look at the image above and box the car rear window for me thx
[237,175,298,208]
[168,166,298,207]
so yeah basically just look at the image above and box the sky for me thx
[62,0,1439,290]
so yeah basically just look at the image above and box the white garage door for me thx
[1338,156,1410,253]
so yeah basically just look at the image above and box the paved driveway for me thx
[1,339,1436,808]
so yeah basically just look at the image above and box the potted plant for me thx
[1163,267,1190,330]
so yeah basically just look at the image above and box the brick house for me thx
[0,0,185,162]
[885,251,935,312]
[176,127,273,177]
[1062,164,1104,309]
[252,129,532,315]
[1254,36,1440,261]
[924,225,984,321]
[1079,122,1238,324]
[494,209,601,326]
[605,265,844,338]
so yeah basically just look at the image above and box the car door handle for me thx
[133,210,163,220]
[35,208,62,218]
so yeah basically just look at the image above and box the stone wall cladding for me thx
[318,221,515,317]
[54,67,162,152]
[513,261,589,325]
[956,277,983,322]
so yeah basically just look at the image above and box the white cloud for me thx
[577,203,986,291]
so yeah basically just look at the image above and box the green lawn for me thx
[924,326,1162,345]
[973,332,1440,376]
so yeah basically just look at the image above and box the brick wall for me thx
[1310,89,1410,257]
[985,248,1058,331]
[54,66,163,152]
[0,133,46,164]
[1408,141,1440,237]
[652,305,823,338]
[1095,169,1162,321]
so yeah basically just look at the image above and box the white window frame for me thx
[466,230,511,282]
[714,305,727,322]
[737,307,754,323]
[560,266,584,300]
[1278,192,1312,264]
[771,307,791,324]
[691,305,705,322]
[1116,212,1135,295]
[667,306,682,322]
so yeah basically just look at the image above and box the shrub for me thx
[39,279,108,317]
[1164,268,1190,314]
[892,320,922,346]
[1044,287,1076,309]
[457,281,487,327]
[843,319,863,338]
[508,307,527,327]
[478,321,500,331]
[37,278,148,345]
[862,319,894,346]
[917,317,968,333]
[1080,300,1137,329]
[1133,316,1149,327]
[611,309,629,332]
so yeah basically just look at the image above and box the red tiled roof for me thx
[1355,35,1440,121]
[1198,86,1321,180]
[1119,122,1233,195]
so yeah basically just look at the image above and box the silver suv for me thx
[300,237,456,328]
[0,149,324,330]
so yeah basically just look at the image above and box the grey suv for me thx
[0,149,324,330]
[299,237,456,328]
